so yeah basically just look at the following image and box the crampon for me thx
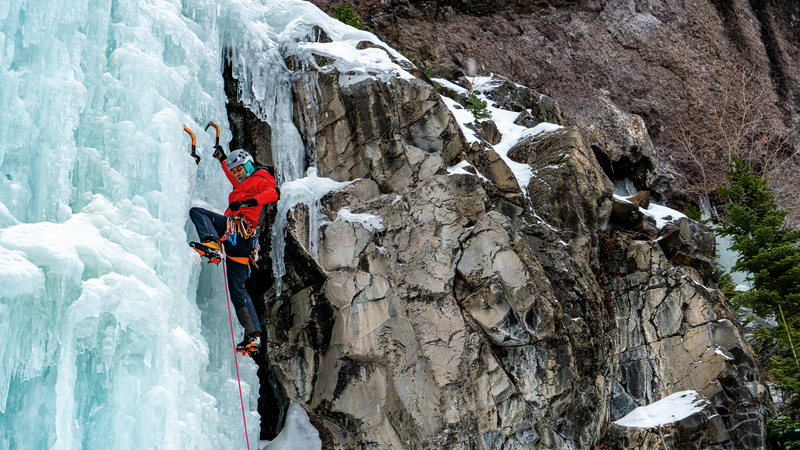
[236,333,261,357]
[190,241,222,264]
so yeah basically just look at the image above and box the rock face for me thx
[291,42,463,193]
[247,24,773,450]
[602,396,734,450]
[316,0,800,211]
[507,126,613,257]
[574,96,656,193]
[599,233,770,448]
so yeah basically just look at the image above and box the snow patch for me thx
[432,78,467,94]
[614,390,705,428]
[614,194,688,229]
[440,85,562,196]
[714,347,734,360]
[641,203,687,229]
[337,207,385,232]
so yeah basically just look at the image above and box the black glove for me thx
[229,198,258,212]
[213,145,226,162]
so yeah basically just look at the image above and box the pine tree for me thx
[717,155,800,316]
[716,155,800,448]
[466,93,492,120]
[331,2,372,32]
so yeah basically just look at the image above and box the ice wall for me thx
[0,0,335,448]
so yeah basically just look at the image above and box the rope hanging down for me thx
[222,254,252,450]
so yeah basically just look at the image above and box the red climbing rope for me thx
[222,256,252,450]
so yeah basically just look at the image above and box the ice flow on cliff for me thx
[0,0,400,448]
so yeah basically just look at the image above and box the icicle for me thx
[270,168,350,296]
[224,18,305,187]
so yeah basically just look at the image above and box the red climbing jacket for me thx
[222,161,279,225]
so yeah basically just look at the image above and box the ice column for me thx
[222,2,305,187]
[0,0,260,448]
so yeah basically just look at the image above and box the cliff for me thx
[308,0,800,222]
[229,17,775,449]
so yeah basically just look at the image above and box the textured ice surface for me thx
[0,0,403,448]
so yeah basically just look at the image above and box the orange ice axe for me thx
[183,126,200,165]
[205,121,220,148]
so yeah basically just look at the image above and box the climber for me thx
[189,145,278,357]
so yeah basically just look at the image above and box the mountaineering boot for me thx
[190,237,222,264]
[236,332,261,357]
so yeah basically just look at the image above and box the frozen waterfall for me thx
[0,0,343,448]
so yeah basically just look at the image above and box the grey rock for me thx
[576,97,656,191]
[647,171,676,195]
[513,110,539,128]
[293,66,465,193]
[508,126,613,250]
[250,42,773,449]
[611,195,642,229]
[480,120,503,145]
[464,120,503,146]
[465,141,524,205]
[601,397,734,450]
[482,78,564,125]
[658,217,716,284]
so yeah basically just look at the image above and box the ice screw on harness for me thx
[183,126,201,165]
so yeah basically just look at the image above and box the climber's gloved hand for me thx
[229,198,258,212]
[213,145,226,162]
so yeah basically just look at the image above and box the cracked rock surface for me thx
[251,29,773,449]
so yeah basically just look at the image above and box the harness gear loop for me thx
[183,126,201,165]
[221,214,261,273]
[224,214,256,245]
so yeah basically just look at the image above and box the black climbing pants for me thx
[189,207,261,336]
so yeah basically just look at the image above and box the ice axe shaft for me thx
[205,121,220,148]
[183,126,200,165]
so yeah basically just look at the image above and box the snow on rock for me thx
[614,194,687,229]
[270,168,352,295]
[288,28,416,88]
[336,208,385,232]
[614,390,706,428]
[642,203,688,229]
[437,75,562,196]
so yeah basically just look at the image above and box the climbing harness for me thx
[221,212,262,274]
[222,251,253,450]
[183,126,201,165]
